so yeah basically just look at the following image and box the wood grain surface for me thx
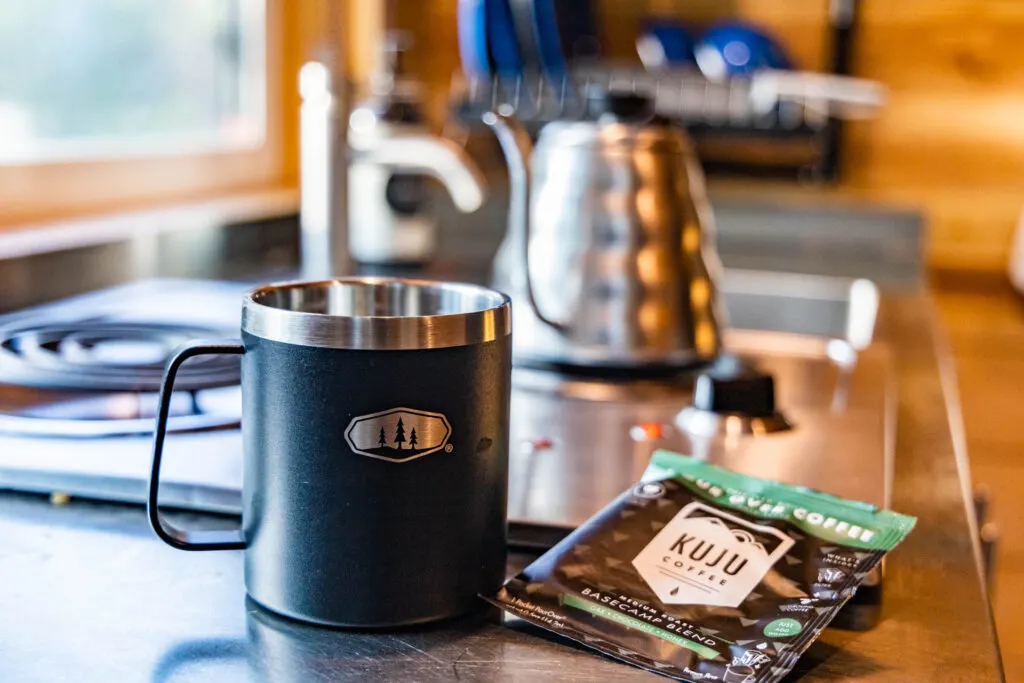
[934,271,1024,682]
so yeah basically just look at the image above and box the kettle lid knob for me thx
[585,87,655,123]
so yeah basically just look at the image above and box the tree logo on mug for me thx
[344,408,452,462]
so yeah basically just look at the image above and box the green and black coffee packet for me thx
[493,450,916,683]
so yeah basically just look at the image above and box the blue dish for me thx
[695,22,792,79]
[486,0,524,76]
[458,0,491,78]
[531,0,567,76]
[638,20,697,66]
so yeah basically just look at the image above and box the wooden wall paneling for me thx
[278,0,304,186]
[346,0,386,95]
[845,0,1024,270]
[730,1,829,71]
[933,279,1024,681]
[594,0,645,60]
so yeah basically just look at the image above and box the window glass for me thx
[0,0,265,163]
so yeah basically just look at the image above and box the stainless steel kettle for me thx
[484,91,724,369]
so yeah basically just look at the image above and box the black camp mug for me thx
[147,278,512,627]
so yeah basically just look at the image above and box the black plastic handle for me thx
[147,341,246,551]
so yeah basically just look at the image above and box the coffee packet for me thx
[493,450,916,682]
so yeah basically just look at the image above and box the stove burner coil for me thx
[0,320,241,392]
[0,388,241,438]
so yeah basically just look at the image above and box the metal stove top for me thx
[508,331,893,529]
[0,279,892,540]
[0,320,240,392]
[0,281,244,438]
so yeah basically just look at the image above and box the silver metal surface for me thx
[0,280,247,438]
[242,278,512,350]
[708,197,923,290]
[0,320,241,392]
[299,60,351,280]
[460,67,884,128]
[508,332,893,529]
[0,271,880,511]
[722,269,879,349]
[348,99,487,218]
[488,106,724,367]
[0,208,1002,679]
[483,110,567,334]
[0,291,1004,682]
[0,388,241,438]
[676,406,793,437]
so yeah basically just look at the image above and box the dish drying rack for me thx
[453,66,884,182]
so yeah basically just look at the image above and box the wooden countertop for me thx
[788,291,1004,680]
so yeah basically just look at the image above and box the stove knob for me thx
[693,371,776,417]
[520,437,555,455]
[630,422,668,442]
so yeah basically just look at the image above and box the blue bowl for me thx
[638,20,697,67]
[695,22,792,79]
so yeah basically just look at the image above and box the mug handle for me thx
[147,341,247,551]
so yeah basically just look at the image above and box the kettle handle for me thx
[483,110,570,335]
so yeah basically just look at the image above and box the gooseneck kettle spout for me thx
[482,109,569,334]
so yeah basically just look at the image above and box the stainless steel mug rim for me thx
[241,277,512,350]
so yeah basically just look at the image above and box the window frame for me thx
[0,0,297,228]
